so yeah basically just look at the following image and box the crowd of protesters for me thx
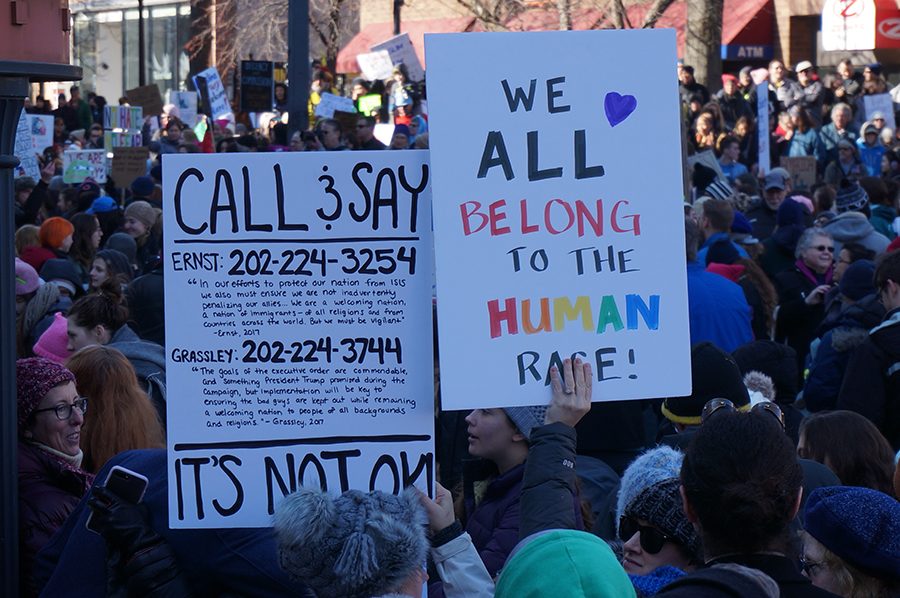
[12,55,900,597]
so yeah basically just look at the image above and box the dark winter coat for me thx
[745,201,779,241]
[127,268,165,346]
[15,180,49,229]
[19,442,92,596]
[804,294,884,412]
[774,265,831,383]
[463,461,525,578]
[837,308,900,449]
[713,90,753,130]
[704,554,839,598]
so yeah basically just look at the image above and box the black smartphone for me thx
[85,465,150,533]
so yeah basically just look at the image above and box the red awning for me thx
[336,17,483,74]
[504,8,605,31]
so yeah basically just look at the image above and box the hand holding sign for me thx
[546,358,592,428]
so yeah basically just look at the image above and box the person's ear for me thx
[789,486,803,521]
[680,484,700,525]
[511,431,526,444]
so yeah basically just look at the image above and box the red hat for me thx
[16,357,76,436]
[722,73,738,84]
[39,217,74,250]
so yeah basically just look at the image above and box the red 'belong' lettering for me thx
[459,199,511,236]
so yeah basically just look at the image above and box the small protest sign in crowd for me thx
[10,28,900,598]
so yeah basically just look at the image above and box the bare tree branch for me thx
[641,0,675,28]
[611,0,625,29]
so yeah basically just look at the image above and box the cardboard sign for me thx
[356,50,394,81]
[29,115,54,153]
[779,156,817,191]
[426,30,691,409]
[104,105,143,130]
[864,93,896,131]
[14,111,40,179]
[104,131,144,149]
[193,67,233,120]
[757,84,770,174]
[111,146,149,187]
[63,149,107,183]
[372,33,425,82]
[162,150,435,528]
[240,61,275,113]
[125,84,164,118]
[314,92,357,119]
[170,91,199,127]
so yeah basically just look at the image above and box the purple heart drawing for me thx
[605,92,637,127]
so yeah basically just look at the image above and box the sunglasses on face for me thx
[813,245,834,253]
[619,516,674,554]
[701,398,785,430]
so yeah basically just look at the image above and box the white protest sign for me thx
[193,67,233,120]
[170,91,198,127]
[162,151,435,528]
[62,149,107,183]
[104,105,143,130]
[356,50,395,81]
[374,124,395,146]
[372,33,425,82]
[864,93,896,130]
[29,115,53,153]
[314,92,357,119]
[14,111,40,179]
[426,30,691,409]
[757,84,770,174]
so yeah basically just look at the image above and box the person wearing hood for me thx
[774,227,836,382]
[803,260,883,412]
[823,180,890,255]
[838,250,900,449]
[760,198,812,280]
[66,283,167,423]
[860,176,897,240]
[408,115,428,148]
[89,248,133,290]
[857,122,886,177]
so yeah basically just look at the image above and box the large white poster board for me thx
[426,30,691,410]
[163,151,435,528]
[357,50,395,81]
[170,91,199,127]
[372,33,425,82]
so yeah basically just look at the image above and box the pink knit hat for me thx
[16,357,76,435]
[33,312,71,364]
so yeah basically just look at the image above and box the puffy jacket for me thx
[687,261,754,353]
[19,442,92,596]
[837,308,900,449]
[804,294,884,412]
[463,461,524,578]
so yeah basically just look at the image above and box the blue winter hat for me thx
[503,405,549,441]
[804,486,900,582]
[776,198,807,227]
[731,211,753,235]
[616,446,684,525]
[86,195,119,215]
[130,176,155,198]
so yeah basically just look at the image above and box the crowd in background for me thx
[10,54,900,598]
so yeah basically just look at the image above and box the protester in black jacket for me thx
[838,250,900,449]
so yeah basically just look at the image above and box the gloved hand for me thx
[88,484,159,554]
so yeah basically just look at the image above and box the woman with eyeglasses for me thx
[774,227,835,381]
[17,357,93,596]
[800,486,900,597]
[619,477,702,587]
[66,345,165,473]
